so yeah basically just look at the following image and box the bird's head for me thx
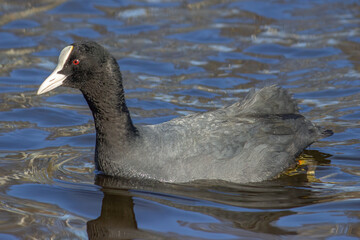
[38,41,113,95]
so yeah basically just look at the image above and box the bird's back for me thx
[116,86,331,183]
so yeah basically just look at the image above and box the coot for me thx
[37,41,332,183]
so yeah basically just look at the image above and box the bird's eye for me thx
[72,59,80,65]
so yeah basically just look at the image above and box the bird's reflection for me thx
[87,187,138,239]
[87,150,332,239]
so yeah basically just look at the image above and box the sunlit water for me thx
[0,0,359,239]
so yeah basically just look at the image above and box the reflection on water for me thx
[0,0,359,239]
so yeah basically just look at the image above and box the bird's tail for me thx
[238,85,299,115]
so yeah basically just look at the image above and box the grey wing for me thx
[145,113,319,183]
[132,85,329,183]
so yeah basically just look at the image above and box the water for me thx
[0,0,359,239]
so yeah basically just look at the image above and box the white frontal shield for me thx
[37,45,73,95]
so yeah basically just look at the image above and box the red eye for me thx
[72,59,80,65]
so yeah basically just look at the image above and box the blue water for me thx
[0,0,359,239]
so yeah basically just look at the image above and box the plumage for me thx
[38,41,332,183]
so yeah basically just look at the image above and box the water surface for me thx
[0,0,359,239]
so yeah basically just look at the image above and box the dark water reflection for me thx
[0,0,360,239]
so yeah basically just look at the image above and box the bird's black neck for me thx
[80,58,138,166]
[82,86,137,138]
